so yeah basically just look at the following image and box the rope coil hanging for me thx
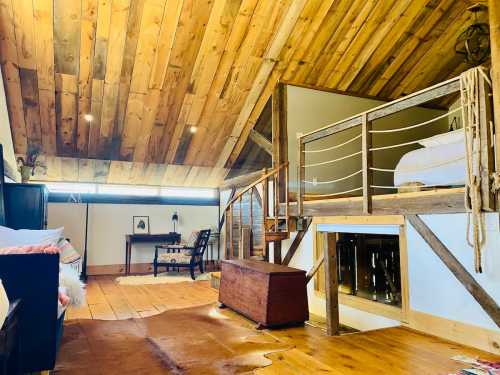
[460,67,490,274]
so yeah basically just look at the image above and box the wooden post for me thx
[478,72,495,210]
[228,205,233,259]
[298,139,305,216]
[273,240,282,265]
[272,83,288,205]
[362,112,372,214]
[489,0,500,184]
[262,169,269,262]
[323,232,339,335]
[240,226,251,260]
[407,214,500,328]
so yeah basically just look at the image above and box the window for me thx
[44,182,97,194]
[97,184,158,196]
[41,181,219,204]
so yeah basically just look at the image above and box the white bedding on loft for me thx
[394,135,467,187]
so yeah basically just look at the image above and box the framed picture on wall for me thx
[133,216,150,234]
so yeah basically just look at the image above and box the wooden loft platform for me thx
[280,188,466,217]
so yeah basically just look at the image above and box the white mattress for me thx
[394,141,466,187]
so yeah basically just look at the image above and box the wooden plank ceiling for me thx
[0,0,481,186]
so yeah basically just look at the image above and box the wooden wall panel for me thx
[0,0,482,185]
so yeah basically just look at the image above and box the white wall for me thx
[48,203,219,266]
[286,85,447,195]
[0,69,19,180]
[406,212,500,331]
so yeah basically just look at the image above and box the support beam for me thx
[361,113,372,214]
[323,232,339,336]
[239,226,251,260]
[215,0,307,169]
[273,240,282,265]
[489,0,500,200]
[282,218,312,266]
[407,214,500,328]
[306,254,324,284]
[219,170,263,190]
[249,129,272,155]
[272,83,288,204]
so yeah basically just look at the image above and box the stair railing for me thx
[224,162,289,260]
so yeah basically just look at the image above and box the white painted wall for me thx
[406,212,500,331]
[0,70,19,180]
[48,203,219,265]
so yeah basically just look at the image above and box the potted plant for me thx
[16,146,45,183]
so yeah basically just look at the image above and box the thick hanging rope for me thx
[460,67,489,274]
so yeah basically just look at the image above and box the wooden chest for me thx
[219,260,308,327]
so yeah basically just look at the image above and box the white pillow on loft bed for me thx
[0,226,64,248]
[418,128,463,147]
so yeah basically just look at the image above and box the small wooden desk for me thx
[125,233,180,275]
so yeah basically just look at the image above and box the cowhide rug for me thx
[54,304,290,374]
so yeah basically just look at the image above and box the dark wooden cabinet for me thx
[4,183,48,230]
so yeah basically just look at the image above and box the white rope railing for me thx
[303,169,362,185]
[304,151,362,168]
[303,133,362,153]
[369,107,462,134]
[371,183,464,190]
[304,186,363,198]
[370,167,395,172]
[369,139,421,152]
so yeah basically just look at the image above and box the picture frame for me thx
[133,216,150,234]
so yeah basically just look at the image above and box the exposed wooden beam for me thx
[214,0,307,169]
[282,218,312,266]
[249,129,272,155]
[489,0,500,192]
[407,214,500,328]
[323,231,339,336]
[305,253,324,284]
[219,169,263,190]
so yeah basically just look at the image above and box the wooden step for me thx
[265,231,290,242]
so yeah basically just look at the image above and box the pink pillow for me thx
[0,244,61,255]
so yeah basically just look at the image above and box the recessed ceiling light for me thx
[84,114,94,122]
[189,126,198,134]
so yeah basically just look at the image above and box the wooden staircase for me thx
[224,163,305,263]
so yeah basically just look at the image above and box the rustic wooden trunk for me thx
[219,259,309,327]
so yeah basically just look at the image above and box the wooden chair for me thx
[154,229,211,280]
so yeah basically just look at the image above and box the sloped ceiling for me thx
[0,0,482,186]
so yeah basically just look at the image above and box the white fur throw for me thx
[59,263,86,307]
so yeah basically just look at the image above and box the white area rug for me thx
[116,272,210,286]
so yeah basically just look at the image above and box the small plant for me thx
[16,145,45,182]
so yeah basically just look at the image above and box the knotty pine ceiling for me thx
[0,0,482,187]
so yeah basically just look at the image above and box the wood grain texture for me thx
[0,0,483,184]
[61,276,500,374]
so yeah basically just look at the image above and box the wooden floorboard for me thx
[64,276,499,374]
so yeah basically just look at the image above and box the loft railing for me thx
[224,162,289,260]
[297,67,496,216]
